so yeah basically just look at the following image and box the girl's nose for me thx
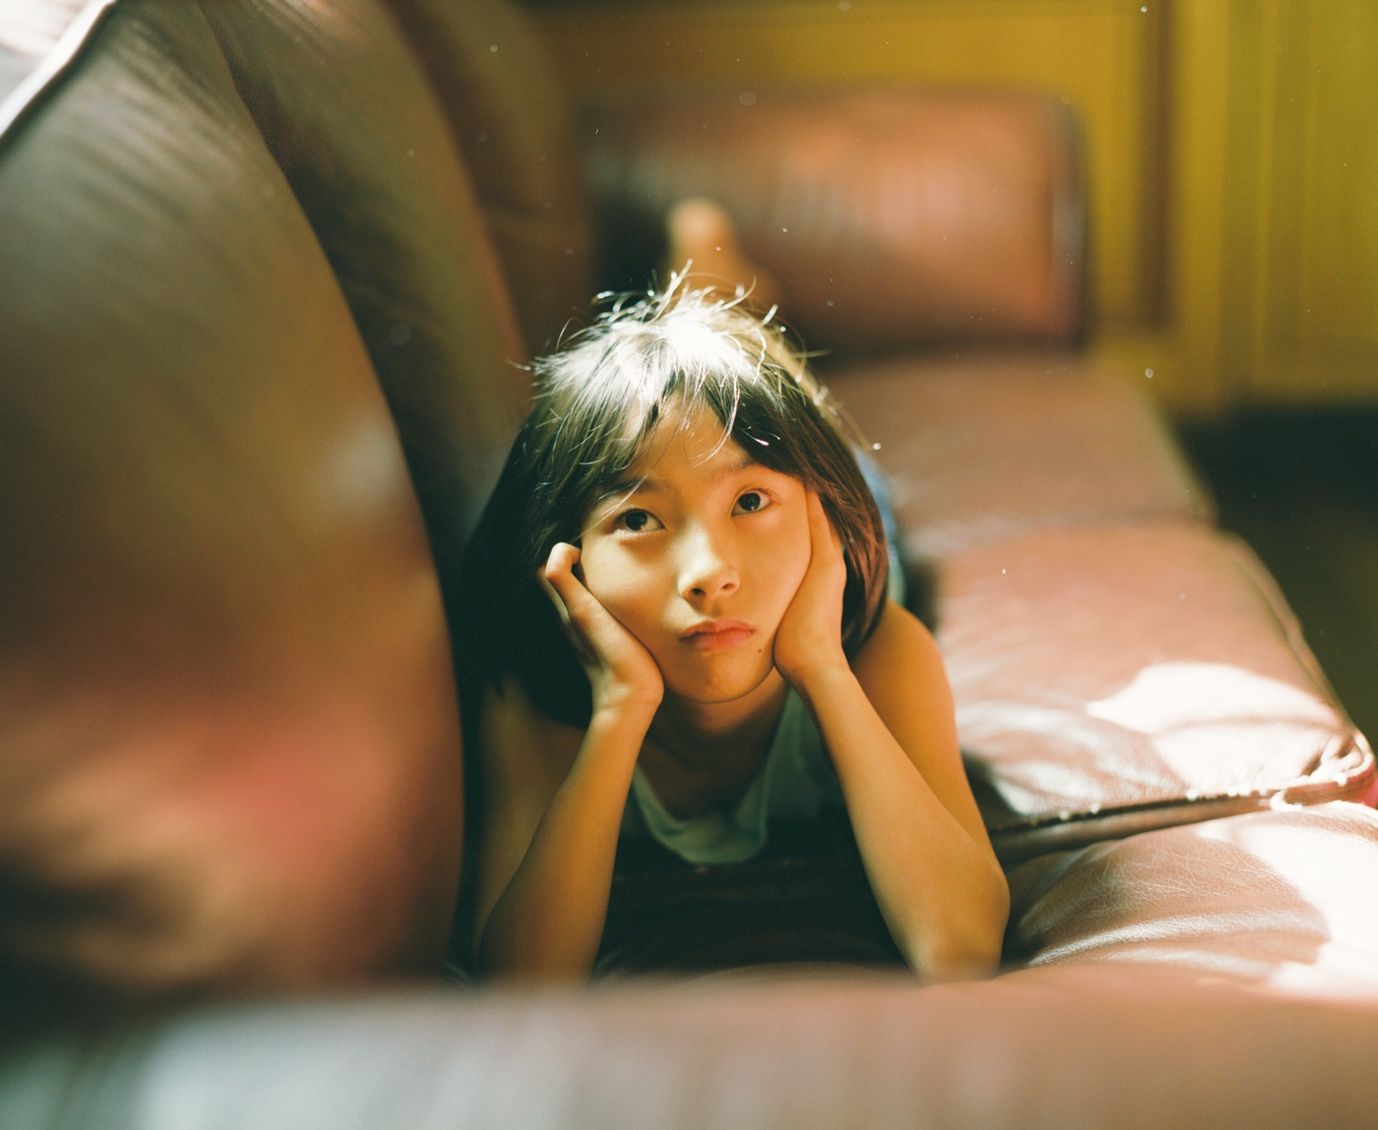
[679,529,739,602]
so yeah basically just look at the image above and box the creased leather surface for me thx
[1009,802,1378,993]
[936,522,1373,849]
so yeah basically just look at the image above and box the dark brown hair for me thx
[458,284,889,727]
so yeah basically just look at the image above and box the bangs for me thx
[529,286,818,515]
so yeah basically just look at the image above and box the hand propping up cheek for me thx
[774,490,849,687]
[540,542,664,715]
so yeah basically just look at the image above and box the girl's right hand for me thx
[540,542,664,715]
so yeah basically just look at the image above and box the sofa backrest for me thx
[0,0,583,1022]
[383,0,595,356]
[583,88,1086,354]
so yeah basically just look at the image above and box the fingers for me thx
[538,543,664,708]
[806,489,844,565]
[541,541,628,652]
[538,542,572,617]
[541,541,580,595]
[539,543,596,656]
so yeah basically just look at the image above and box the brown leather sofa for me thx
[4,1,1378,1125]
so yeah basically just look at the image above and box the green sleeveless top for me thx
[622,690,843,864]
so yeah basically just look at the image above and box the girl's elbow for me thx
[479,940,594,984]
[909,930,1004,982]
[477,913,597,984]
[910,871,1010,982]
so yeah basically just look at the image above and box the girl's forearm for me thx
[479,705,652,980]
[793,665,1009,981]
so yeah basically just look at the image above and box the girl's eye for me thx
[616,508,663,533]
[733,490,771,515]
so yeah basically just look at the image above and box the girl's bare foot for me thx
[664,197,781,312]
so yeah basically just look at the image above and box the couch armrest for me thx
[581,88,1085,354]
[6,965,1378,1129]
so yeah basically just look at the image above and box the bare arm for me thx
[476,543,663,981]
[478,700,654,979]
[776,495,1009,980]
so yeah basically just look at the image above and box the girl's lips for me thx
[681,621,754,651]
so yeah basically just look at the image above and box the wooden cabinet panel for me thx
[1248,0,1378,401]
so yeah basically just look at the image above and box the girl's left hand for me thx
[774,489,848,686]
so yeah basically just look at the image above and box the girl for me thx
[458,281,1008,981]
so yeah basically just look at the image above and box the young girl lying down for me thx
[458,280,1008,981]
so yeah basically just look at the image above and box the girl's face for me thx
[577,402,812,707]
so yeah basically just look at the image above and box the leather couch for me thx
[3,1,1378,1125]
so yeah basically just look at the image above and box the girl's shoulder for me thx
[478,679,584,797]
[852,600,950,702]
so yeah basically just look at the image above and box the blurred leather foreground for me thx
[3,2,1378,1127]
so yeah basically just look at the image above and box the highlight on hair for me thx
[458,278,890,726]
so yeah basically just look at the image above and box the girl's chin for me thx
[659,665,785,709]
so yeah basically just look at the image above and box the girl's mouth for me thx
[681,620,754,651]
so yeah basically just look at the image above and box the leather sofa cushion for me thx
[0,0,466,1012]
[199,0,530,557]
[1008,801,1378,993]
[825,352,1210,561]
[384,0,595,355]
[937,523,1374,856]
[4,963,1377,1128]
